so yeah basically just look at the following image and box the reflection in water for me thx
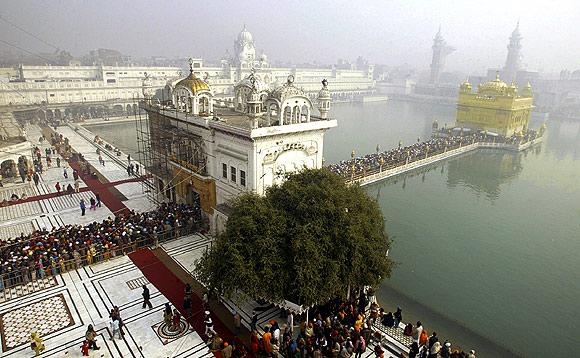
[446,151,525,200]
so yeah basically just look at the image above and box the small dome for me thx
[270,75,307,102]
[238,25,253,43]
[478,73,508,95]
[318,79,331,99]
[237,73,269,93]
[175,72,211,95]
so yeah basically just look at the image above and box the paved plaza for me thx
[0,234,213,358]
[0,121,409,358]
[0,122,150,242]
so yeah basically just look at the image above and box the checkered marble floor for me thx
[0,293,73,351]
[0,277,58,304]
[126,276,149,290]
[0,234,211,358]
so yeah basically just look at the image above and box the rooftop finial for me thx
[188,58,194,75]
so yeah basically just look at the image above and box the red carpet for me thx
[129,248,241,354]
[66,159,130,216]
[2,176,148,208]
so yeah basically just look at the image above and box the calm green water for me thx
[88,101,580,357]
[326,102,580,358]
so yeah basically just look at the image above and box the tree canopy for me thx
[195,168,394,308]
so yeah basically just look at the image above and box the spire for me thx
[434,25,443,42]
[188,57,194,75]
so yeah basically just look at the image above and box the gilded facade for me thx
[456,73,534,136]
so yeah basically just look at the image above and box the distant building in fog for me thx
[429,26,455,84]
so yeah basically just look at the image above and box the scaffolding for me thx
[134,91,208,208]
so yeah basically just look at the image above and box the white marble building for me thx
[171,26,376,102]
[0,64,182,109]
[143,62,336,233]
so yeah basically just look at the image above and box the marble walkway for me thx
[0,123,151,243]
[0,234,213,358]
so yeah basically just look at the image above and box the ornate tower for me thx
[234,25,256,69]
[429,26,455,84]
[246,74,263,128]
[503,22,522,83]
[317,79,331,119]
[141,72,154,100]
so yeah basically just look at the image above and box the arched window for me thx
[293,105,300,124]
[301,104,309,122]
[283,106,292,125]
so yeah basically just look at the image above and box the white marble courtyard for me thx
[0,235,213,358]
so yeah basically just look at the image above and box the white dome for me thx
[237,73,269,93]
[238,26,253,43]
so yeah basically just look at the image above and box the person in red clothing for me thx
[250,330,260,355]
[55,182,61,194]
[81,340,89,356]
[172,309,181,331]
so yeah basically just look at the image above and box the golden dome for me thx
[175,71,210,95]
[478,72,508,95]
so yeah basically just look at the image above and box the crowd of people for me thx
[246,290,476,358]
[328,129,540,180]
[0,202,202,289]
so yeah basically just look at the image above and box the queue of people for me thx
[0,202,202,289]
[245,290,477,358]
[328,130,539,179]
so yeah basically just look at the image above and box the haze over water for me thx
[89,100,580,357]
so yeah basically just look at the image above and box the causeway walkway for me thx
[340,136,543,187]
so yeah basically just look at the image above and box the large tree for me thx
[195,168,394,307]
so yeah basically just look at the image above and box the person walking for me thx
[354,335,366,358]
[80,199,86,216]
[85,324,100,350]
[89,197,96,210]
[127,154,131,165]
[142,285,152,309]
[393,307,403,328]
[67,183,74,197]
[183,295,192,318]
[30,332,45,356]
[56,157,61,167]
[204,311,214,336]
[32,172,40,186]
[96,193,101,207]
[233,310,241,335]
[172,309,181,331]
[109,318,120,340]
[74,179,80,193]
[73,170,79,181]
[55,182,61,195]
[164,303,173,325]
[63,167,68,179]
[250,310,258,332]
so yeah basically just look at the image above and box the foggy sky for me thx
[1,0,579,74]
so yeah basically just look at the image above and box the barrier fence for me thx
[342,134,541,183]
[0,225,199,294]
